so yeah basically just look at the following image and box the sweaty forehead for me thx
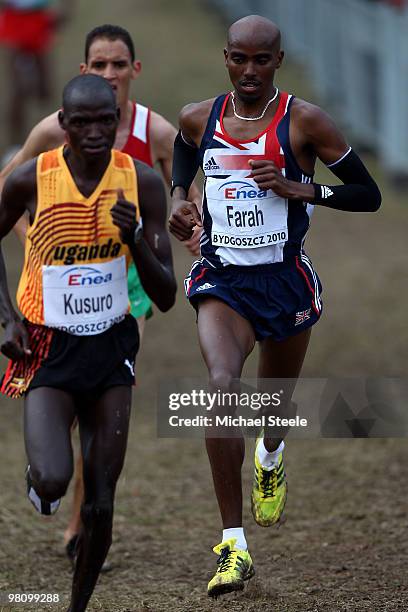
[87,37,132,61]
[65,90,116,115]
[228,21,280,52]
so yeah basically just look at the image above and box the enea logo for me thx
[219,181,268,200]
[60,267,112,286]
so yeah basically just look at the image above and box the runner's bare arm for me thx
[0,161,37,242]
[150,111,178,187]
[249,101,381,212]
[0,112,64,243]
[292,101,350,166]
[111,161,176,312]
[0,161,37,357]
[178,99,216,148]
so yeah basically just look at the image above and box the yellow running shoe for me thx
[251,438,287,527]
[207,538,255,598]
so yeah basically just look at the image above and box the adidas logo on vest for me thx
[204,156,220,171]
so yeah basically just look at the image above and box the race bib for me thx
[42,256,129,336]
[206,176,288,249]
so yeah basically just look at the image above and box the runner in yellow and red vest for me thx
[0,74,176,612]
[0,24,200,564]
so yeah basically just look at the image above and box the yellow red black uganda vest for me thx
[17,146,140,335]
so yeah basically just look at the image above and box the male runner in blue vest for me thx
[169,14,381,598]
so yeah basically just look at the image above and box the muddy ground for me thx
[0,1,407,611]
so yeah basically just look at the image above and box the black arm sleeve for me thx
[170,131,200,196]
[313,149,381,212]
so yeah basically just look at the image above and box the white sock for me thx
[222,527,247,551]
[257,439,285,470]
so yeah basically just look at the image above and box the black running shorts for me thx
[28,314,139,395]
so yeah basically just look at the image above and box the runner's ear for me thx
[131,60,142,78]
[276,49,284,69]
[58,110,65,128]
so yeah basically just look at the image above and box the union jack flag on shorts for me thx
[295,308,311,326]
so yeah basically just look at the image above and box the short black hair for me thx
[85,24,135,63]
[62,74,116,112]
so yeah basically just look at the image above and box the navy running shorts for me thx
[185,255,323,342]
